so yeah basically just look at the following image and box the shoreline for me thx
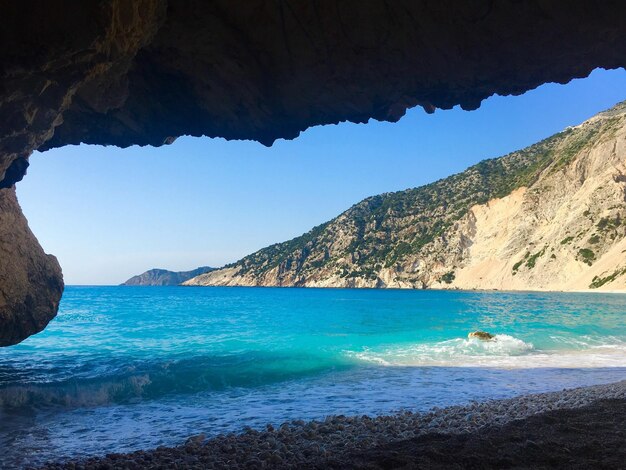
[38,379,626,469]
[94,284,626,294]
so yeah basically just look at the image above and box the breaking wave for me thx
[347,334,626,368]
[0,351,350,409]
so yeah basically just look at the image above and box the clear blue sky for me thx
[17,68,626,285]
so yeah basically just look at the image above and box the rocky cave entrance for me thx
[1,0,626,345]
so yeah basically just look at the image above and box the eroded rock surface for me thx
[0,0,164,345]
[0,189,62,346]
[38,1,626,149]
[1,0,626,343]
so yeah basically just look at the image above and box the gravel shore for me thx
[38,380,626,469]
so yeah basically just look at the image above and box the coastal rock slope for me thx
[122,267,214,286]
[186,102,626,292]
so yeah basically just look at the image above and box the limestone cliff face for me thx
[186,102,626,292]
[122,267,214,286]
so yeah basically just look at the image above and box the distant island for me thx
[122,267,214,286]
[185,101,626,292]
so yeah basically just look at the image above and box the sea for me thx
[1,286,625,467]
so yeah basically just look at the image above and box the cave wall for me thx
[0,0,165,344]
[0,188,63,345]
[1,0,626,345]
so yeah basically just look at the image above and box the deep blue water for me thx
[1,286,625,467]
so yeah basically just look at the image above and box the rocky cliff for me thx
[122,267,214,286]
[186,102,626,292]
[0,189,63,345]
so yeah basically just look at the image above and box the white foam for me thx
[346,334,626,369]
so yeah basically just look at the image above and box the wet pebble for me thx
[38,380,626,470]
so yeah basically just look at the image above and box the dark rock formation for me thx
[0,158,29,190]
[468,331,496,341]
[36,1,626,150]
[122,266,214,286]
[0,0,165,345]
[1,0,626,344]
[0,188,63,346]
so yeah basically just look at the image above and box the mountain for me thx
[122,267,214,286]
[185,102,626,291]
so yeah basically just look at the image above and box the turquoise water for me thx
[1,286,625,467]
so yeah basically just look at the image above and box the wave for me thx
[0,351,350,410]
[347,334,626,369]
[0,374,152,409]
[2,336,624,410]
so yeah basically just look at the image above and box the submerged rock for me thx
[468,331,495,341]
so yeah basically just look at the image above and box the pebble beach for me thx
[37,379,626,469]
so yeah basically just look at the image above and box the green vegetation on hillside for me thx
[526,247,547,269]
[597,215,622,231]
[590,267,626,289]
[577,248,596,266]
[441,271,456,284]
[220,103,624,284]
